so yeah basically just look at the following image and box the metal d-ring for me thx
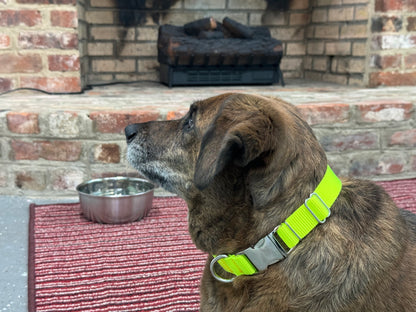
[210,254,235,283]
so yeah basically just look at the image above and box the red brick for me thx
[379,34,416,50]
[349,153,406,176]
[20,77,81,93]
[11,140,40,160]
[166,109,187,120]
[0,78,13,92]
[48,54,80,72]
[89,111,160,133]
[371,34,416,51]
[50,10,78,28]
[375,0,403,11]
[50,168,84,191]
[390,129,416,147]
[320,131,379,152]
[7,112,39,134]
[94,143,120,163]
[0,53,42,73]
[19,32,59,49]
[296,103,350,125]
[0,34,10,48]
[412,155,416,171]
[371,16,402,32]
[38,140,82,161]
[404,54,416,69]
[0,10,41,27]
[408,17,416,31]
[369,71,416,87]
[15,170,46,191]
[371,54,401,69]
[19,32,78,49]
[356,100,413,122]
[382,159,404,174]
[11,140,81,161]
[406,0,416,11]
[59,32,78,49]
[16,0,76,4]
[48,111,79,136]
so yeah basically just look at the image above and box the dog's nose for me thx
[125,123,140,143]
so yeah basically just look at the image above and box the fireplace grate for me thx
[160,64,284,87]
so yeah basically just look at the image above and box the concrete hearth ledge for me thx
[0,79,415,198]
[2,79,416,113]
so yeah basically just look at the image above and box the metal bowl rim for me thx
[76,176,154,198]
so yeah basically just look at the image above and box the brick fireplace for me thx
[1,0,415,93]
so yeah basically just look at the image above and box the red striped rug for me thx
[29,180,416,312]
[29,197,206,312]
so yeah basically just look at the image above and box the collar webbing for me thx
[210,165,342,283]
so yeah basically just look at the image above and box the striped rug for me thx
[29,179,416,312]
[29,197,206,312]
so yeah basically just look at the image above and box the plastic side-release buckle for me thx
[240,229,288,272]
[210,228,290,283]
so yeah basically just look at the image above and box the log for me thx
[184,17,217,36]
[222,17,254,39]
[198,30,224,39]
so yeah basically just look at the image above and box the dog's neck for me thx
[210,165,342,283]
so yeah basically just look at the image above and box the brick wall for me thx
[369,0,416,86]
[0,0,84,93]
[305,0,369,86]
[1,0,415,93]
[1,97,415,197]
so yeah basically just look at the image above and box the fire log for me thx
[222,17,254,39]
[198,30,224,39]
[184,17,217,36]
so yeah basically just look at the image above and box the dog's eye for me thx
[184,106,196,131]
[184,117,194,131]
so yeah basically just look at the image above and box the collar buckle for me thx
[240,228,288,272]
[210,228,289,283]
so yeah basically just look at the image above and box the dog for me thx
[125,93,416,312]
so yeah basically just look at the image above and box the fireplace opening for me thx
[157,17,284,87]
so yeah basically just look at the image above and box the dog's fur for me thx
[125,93,416,312]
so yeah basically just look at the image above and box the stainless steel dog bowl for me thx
[76,177,154,224]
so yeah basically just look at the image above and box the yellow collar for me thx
[210,165,342,283]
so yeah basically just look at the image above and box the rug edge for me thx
[28,203,36,312]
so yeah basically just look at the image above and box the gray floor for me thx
[0,196,78,312]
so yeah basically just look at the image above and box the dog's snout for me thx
[125,124,140,143]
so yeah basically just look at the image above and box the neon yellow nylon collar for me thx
[210,165,342,283]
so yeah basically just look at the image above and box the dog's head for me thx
[126,93,326,254]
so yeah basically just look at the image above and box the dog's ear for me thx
[194,113,273,190]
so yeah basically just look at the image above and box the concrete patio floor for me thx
[0,196,77,312]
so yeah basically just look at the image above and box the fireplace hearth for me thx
[157,17,284,87]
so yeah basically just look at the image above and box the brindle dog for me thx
[125,93,416,312]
